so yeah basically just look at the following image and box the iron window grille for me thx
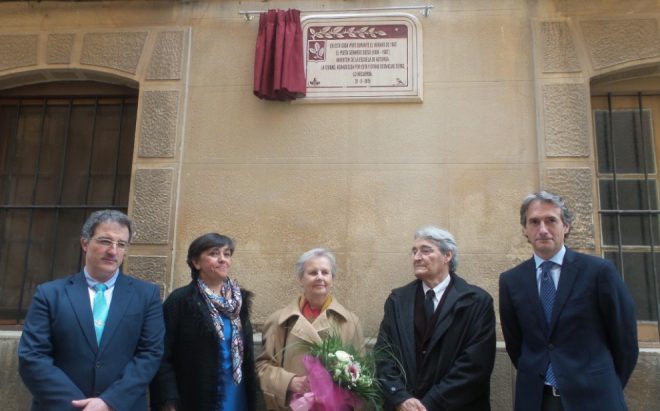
[0,93,137,325]
[593,92,660,339]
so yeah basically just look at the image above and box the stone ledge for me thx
[1,332,658,411]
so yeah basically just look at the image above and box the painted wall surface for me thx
[172,0,537,336]
[0,0,551,336]
[2,0,660,409]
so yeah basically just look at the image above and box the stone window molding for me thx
[0,28,190,290]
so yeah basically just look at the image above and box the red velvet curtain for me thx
[253,9,306,101]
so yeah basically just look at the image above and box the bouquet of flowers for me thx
[290,334,382,411]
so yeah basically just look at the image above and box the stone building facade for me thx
[0,0,659,409]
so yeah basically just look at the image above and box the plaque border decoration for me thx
[300,13,423,103]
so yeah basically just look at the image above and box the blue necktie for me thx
[425,289,435,320]
[93,284,109,346]
[540,261,558,388]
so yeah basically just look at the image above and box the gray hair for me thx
[81,209,133,242]
[414,226,459,272]
[520,191,573,235]
[295,248,337,279]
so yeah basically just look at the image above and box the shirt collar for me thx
[422,273,451,295]
[84,268,119,290]
[533,245,566,269]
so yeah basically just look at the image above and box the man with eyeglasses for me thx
[375,226,496,411]
[18,210,164,411]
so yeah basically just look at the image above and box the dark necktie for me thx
[540,260,558,387]
[425,289,435,320]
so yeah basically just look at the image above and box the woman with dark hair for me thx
[150,233,260,411]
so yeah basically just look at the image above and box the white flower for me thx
[347,363,360,382]
[334,350,353,363]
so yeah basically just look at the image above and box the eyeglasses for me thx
[92,237,129,250]
[411,246,437,257]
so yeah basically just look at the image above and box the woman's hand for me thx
[396,398,427,411]
[288,375,310,394]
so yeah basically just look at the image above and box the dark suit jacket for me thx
[375,275,496,411]
[499,248,639,411]
[18,271,165,411]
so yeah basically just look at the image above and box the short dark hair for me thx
[81,209,133,241]
[520,191,573,237]
[186,233,235,280]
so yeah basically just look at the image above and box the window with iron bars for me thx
[592,92,660,342]
[0,81,137,325]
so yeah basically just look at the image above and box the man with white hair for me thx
[375,226,496,411]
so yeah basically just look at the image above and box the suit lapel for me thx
[192,286,218,335]
[519,259,550,335]
[394,283,417,379]
[65,272,98,352]
[549,249,579,333]
[98,273,133,352]
[427,284,459,349]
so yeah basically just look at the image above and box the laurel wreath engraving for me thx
[309,42,325,59]
[309,26,388,39]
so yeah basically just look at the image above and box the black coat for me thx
[149,282,260,411]
[375,275,496,411]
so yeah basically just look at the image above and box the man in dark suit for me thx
[18,210,164,411]
[499,191,638,411]
[375,226,496,411]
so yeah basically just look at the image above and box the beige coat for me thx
[256,297,364,410]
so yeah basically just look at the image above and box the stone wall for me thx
[0,1,660,408]
[0,332,30,411]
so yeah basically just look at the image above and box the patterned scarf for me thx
[197,278,244,384]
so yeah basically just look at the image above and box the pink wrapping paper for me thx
[290,355,361,411]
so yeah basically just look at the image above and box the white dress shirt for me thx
[422,273,452,311]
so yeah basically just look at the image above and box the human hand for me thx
[161,402,177,411]
[288,375,310,394]
[395,398,427,411]
[71,397,112,411]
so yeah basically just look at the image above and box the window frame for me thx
[592,91,660,342]
[0,81,138,325]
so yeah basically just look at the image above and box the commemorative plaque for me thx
[301,13,423,103]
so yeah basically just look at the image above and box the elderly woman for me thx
[150,233,260,411]
[256,248,364,410]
